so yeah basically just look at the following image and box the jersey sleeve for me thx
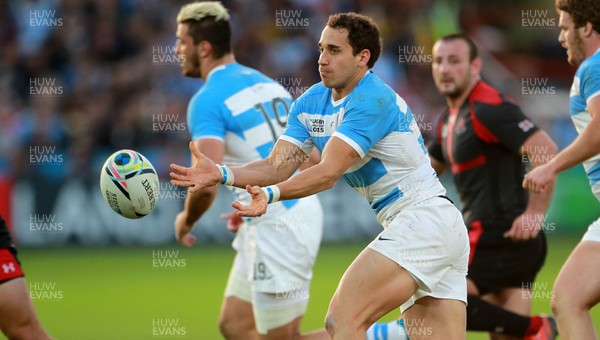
[333,96,396,158]
[280,99,314,155]
[581,61,600,104]
[187,93,227,141]
[427,114,446,162]
[473,102,539,153]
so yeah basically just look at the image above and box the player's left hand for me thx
[174,211,197,247]
[504,211,544,242]
[232,185,268,217]
[523,162,557,193]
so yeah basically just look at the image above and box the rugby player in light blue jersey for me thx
[524,0,600,338]
[171,12,469,339]
[173,2,326,339]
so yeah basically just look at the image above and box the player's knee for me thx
[324,313,336,337]
[218,316,239,339]
[2,317,42,340]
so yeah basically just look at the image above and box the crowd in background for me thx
[0,0,572,216]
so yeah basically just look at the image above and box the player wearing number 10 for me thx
[174,2,325,339]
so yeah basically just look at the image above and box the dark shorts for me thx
[0,216,24,284]
[467,220,547,295]
[0,248,24,284]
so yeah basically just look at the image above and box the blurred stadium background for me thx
[1,0,599,338]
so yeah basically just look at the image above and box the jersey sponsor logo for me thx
[518,119,535,132]
[378,235,393,241]
[2,262,16,274]
[308,118,325,132]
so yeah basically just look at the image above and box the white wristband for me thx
[216,164,234,186]
[261,185,281,204]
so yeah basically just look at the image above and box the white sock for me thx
[366,319,409,340]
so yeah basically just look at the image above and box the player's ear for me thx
[581,21,595,38]
[198,40,212,58]
[357,48,371,68]
[471,56,483,76]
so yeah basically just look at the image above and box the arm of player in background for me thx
[170,139,306,191]
[504,130,558,242]
[524,96,600,193]
[232,136,361,217]
[429,155,448,176]
[174,138,223,247]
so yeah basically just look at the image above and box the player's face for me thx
[175,23,201,78]
[558,10,586,66]
[318,26,364,93]
[432,40,478,99]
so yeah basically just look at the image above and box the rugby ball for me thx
[100,149,159,219]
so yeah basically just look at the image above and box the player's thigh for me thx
[221,258,256,333]
[0,278,37,332]
[554,240,600,309]
[403,296,466,340]
[258,316,301,340]
[327,247,419,326]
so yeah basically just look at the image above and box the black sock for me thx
[466,295,531,336]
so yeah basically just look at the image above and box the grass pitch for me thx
[13,235,600,339]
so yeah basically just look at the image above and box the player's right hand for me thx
[170,141,222,193]
[174,211,197,247]
[221,211,243,233]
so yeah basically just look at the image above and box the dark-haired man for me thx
[171,11,470,339]
[524,0,600,338]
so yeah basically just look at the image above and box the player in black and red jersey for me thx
[429,34,558,340]
[0,215,51,339]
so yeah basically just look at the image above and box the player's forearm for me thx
[182,187,217,224]
[276,162,339,200]
[551,123,600,174]
[523,130,558,213]
[229,157,298,188]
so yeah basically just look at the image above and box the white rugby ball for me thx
[100,149,159,219]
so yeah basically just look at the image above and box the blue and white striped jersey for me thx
[187,63,298,208]
[281,71,445,227]
[570,48,600,201]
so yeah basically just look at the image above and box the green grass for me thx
[11,235,600,339]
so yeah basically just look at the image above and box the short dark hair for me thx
[557,0,600,33]
[437,33,479,61]
[327,13,382,68]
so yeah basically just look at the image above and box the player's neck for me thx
[446,78,480,110]
[584,39,600,60]
[201,54,236,81]
[332,68,368,101]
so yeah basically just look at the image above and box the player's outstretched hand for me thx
[221,211,243,233]
[170,141,222,193]
[523,162,556,194]
[232,185,268,217]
